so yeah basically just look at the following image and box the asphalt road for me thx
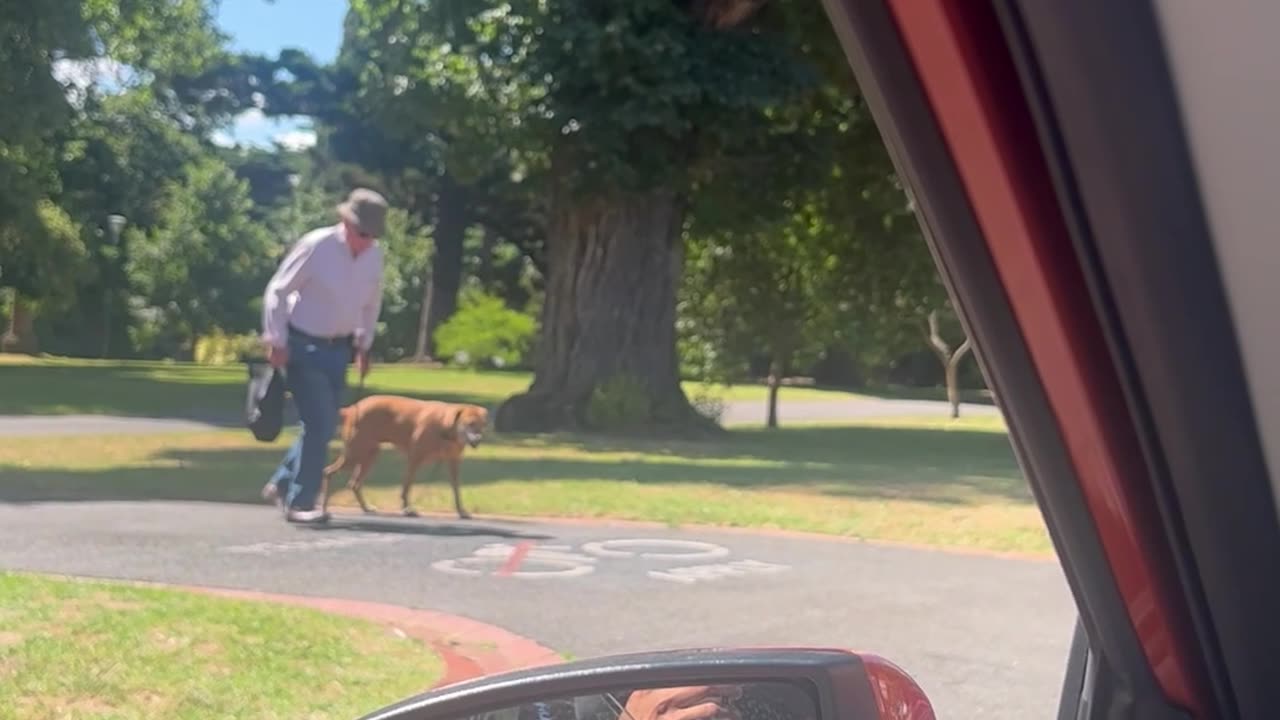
[0,397,999,436]
[0,500,1075,720]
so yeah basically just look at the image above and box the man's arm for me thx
[355,261,384,353]
[261,239,318,350]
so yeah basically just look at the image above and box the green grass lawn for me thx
[0,355,970,417]
[0,413,1047,554]
[0,572,442,719]
[0,356,1031,552]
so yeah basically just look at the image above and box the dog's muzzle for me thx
[465,431,483,448]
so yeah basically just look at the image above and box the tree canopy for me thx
[2,0,978,425]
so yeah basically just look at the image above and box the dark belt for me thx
[288,323,353,348]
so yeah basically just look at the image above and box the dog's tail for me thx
[337,402,356,444]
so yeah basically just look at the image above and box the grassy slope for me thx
[0,357,1035,552]
[0,572,442,719]
[0,414,1046,554]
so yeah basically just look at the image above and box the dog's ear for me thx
[444,405,464,438]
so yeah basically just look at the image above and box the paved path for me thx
[0,397,1000,436]
[0,414,235,436]
[0,501,1074,720]
[720,397,1000,425]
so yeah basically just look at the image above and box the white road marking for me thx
[429,538,787,584]
[647,559,791,584]
[220,534,401,556]
[580,538,731,561]
[430,542,598,578]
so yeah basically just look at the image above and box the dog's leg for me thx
[349,464,377,514]
[347,446,381,514]
[320,454,352,518]
[400,459,422,518]
[348,465,375,514]
[322,417,365,517]
[447,457,471,520]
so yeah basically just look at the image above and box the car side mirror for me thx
[358,648,936,720]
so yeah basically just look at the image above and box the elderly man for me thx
[260,188,387,524]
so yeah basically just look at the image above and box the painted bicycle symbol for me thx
[431,543,598,578]
[431,537,788,583]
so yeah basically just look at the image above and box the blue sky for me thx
[214,0,348,148]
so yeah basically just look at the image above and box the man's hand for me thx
[357,349,371,380]
[623,685,740,720]
[268,345,289,369]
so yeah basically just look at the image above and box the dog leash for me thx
[339,346,368,448]
[352,372,366,437]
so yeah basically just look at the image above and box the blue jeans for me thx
[271,335,348,511]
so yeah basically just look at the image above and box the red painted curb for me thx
[128,580,562,688]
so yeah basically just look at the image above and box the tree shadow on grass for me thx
[0,363,498,420]
[0,425,1032,510]
[515,425,1018,468]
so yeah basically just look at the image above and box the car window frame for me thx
[817,1,1270,718]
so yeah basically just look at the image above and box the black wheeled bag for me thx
[245,361,286,442]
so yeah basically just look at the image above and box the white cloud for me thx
[218,111,313,151]
[50,58,140,107]
[210,129,237,148]
[52,58,131,91]
[235,108,268,129]
[273,129,318,151]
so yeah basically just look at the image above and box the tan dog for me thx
[319,395,489,519]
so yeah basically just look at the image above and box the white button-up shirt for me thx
[261,224,384,351]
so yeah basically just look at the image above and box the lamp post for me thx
[102,214,127,358]
[107,214,127,240]
[286,174,302,239]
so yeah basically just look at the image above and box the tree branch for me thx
[925,309,951,363]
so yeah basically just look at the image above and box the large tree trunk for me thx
[1,292,38,355]
[417,176,468,361]
[496,185,711,434]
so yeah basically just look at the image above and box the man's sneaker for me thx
[285,508,330,524]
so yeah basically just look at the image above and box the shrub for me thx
[585,374,653,431]
[194,329,262,365]
[687,384,727,425]
[433,289,536,369]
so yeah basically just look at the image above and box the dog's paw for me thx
[361,506,379,515]
[457,510,473,521]
[401,508,420,518]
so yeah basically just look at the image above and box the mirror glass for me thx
[456,681,819,720]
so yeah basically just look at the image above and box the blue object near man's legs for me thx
[280,338,348,511]
[270,430,303,498]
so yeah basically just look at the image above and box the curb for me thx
[136,581,563,688]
